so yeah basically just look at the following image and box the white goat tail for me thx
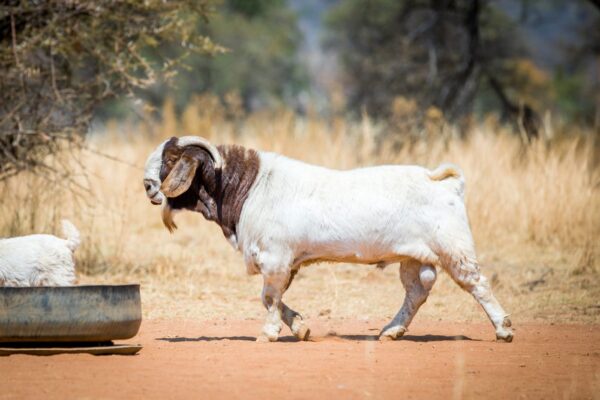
[428,163,463,181]
[61,219,80,252]
[429,163,465,197]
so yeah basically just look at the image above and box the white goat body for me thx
[237,153,468,275]
[0,220,79,287]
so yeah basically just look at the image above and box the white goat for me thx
[144,136,513,342]
[0,220,80,287]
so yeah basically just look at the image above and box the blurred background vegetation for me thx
[128,0,600,134]
[116,0,600,132]
[2,0,599,177]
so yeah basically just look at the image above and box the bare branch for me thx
[1,1,220,183]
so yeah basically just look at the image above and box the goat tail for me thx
[428,163,465,197]
[61,219,81,252]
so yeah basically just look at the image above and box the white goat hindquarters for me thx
[236,152,474,274]
[0,232,77,287]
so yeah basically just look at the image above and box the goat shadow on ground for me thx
[337,334,476,342]
[156,334,476,343]
[156,336,299,343]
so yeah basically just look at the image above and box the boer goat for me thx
[143,136,513,342]
[0,220,79,287]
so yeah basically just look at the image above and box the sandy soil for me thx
[1,319,599,399]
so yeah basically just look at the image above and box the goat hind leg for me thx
[449,261,513,342]
[380,261,436,340]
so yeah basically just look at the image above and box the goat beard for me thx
[161,203,178,233]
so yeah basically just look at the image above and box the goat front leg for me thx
[280,303,310,340]
[279,268,310,341]
[257,270,289,342]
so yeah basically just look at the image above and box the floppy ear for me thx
[160,147,201,198]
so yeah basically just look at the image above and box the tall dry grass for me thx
[1,96,598,322]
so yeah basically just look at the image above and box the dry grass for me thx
[1,98,598,324]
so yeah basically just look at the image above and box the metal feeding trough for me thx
[0,284,142,356]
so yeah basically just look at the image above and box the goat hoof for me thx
[379,325,406,341]
[256,335,269,343]
[293,324,311,341]
[256,334,278,343]
[495,329,514,343]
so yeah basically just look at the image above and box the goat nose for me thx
[143,178,159,196]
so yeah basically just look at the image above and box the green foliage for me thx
[553,69,595,124]
[0,0,221,181]
[227,0,284,18]
[143,0,307,113]
[325,0,527,122]
[325,0,599,131]
[555,6,600,125]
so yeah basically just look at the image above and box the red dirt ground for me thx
[1,319,599,399]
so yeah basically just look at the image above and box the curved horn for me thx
[177,136,223,169]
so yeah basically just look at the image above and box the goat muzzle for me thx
[144,178,164,205]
